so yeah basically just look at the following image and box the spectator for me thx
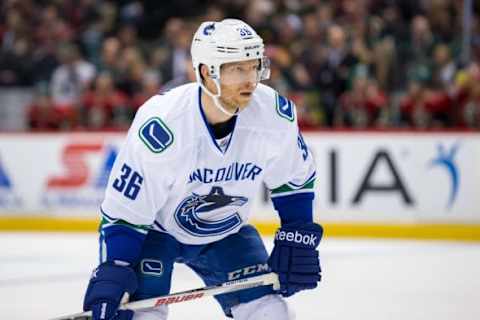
[35,3,75,45]
[50,43,96,110]
[462,85,480,129]
[145,46,167,85]
[337,75,388,128]
[405,15,435,85]
[452,62,480,128]
[27,83,80,130]
[131,73,161,111]
[28,92,63,130]
[292,91,323,130]
[312,24,358,126]
[160,54,196,92]
[400,80,452,128]
[81,72,129,130]
[1,7,29,52]
[0,37,33,86]
[97,37,121,74]
[114,46,145,96]
[431,43,457,90]
[158,18,194,81]
[0,0,478,131]
[399,81,430,128]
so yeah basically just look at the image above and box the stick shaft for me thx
[50,272,279,320]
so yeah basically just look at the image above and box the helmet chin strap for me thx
[199,80,239,117]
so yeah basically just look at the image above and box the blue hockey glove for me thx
[83,262,137,320]
[268,222,323,297]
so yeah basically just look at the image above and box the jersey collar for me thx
[197,87,237,155]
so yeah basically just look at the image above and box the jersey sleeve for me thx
[100,96,175,226]
[263,96,316,199]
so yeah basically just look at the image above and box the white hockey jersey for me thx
[101,83,316,245]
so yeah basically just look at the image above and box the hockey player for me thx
[83,19,323,320]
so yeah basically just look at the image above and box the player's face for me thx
[219,60,260,111]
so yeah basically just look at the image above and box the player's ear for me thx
[199,64,210,81]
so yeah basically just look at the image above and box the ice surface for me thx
[1,233,479,320]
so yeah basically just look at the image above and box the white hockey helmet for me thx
[191,18,270,85]
[190,19,270,116]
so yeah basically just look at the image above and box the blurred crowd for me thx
[0,0,479,131]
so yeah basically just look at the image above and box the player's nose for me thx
[243,79,256,90]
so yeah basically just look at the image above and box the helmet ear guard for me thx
[196,63,221,97]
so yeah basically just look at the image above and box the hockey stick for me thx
[50,272,280,320]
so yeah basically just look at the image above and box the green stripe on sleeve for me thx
[100,217,150,234]
[271,178,315,195]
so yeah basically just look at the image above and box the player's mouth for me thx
[240,92,253,97]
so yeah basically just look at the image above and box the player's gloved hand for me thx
[83,262,137,320]
[268,222,323,297]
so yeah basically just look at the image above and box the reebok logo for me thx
[275,230,318,246]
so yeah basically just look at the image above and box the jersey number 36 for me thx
[112,163,144,200]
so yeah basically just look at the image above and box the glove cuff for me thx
[83,262,138,311]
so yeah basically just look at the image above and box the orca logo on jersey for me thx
[174,186,247,237]
[275,93,295,122]
[139,117,174,153]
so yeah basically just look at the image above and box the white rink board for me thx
[0,132,478,223]
[306,132,480,223]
